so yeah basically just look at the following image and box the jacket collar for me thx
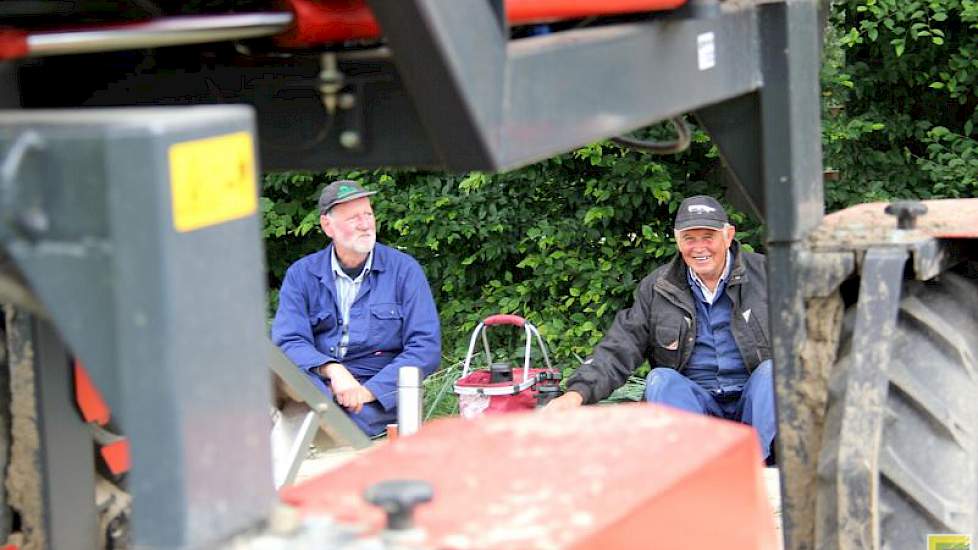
[663,240,745,284]
[656,240,747,304]
[309,242,389,280]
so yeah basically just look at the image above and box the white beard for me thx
[349,234,376,254]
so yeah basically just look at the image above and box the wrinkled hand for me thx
[320,363,376,414]
[541,390,584,412]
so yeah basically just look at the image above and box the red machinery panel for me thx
[813,198,978,247]
[283,403,778,550]
[280,0,689,46]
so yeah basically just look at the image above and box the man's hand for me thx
[319,363,376,413]
[542,390,584,411]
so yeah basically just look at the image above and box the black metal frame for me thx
[12,312,99,549]
[0,107,277,548]
[15,4,762,172]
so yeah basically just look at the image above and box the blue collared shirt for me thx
[683,251,749,393]
[688,250,730,304]
[330,248,373,358]
[272,243,441,411]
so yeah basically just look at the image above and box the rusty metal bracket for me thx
[798,250,855,299]
[909,238,968,282]
[817,246,908,550]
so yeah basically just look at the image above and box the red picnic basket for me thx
[453,314,561,419]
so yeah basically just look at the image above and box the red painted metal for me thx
[507,0,688,22]
[100,439,131,476]
[812,198,978,250]
[0,30,28,61]
[0,0,688,57]
[74,361,132,475]
[278,0,381,47]
[73,360,111,426]
[279,0,688,47]
[282,404,779,550]
[482,313,526,327]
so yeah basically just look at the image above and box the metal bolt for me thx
[318,52,344,115]
[364,479,433,531]
[339,130,361,150]
[884,200,927,230]
[338,93,356,110]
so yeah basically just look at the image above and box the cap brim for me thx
[330,190,378,208]
[675,221,726,231]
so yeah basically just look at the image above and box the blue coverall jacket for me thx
[272,243,441,435]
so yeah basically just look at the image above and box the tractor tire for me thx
[817,268,978,549]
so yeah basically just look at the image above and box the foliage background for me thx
[262,1,978,414]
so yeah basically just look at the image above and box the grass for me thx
[422,360,464,420]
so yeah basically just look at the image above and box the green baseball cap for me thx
[318,180,377,214]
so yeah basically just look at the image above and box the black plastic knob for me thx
[363,480,433,530]
[884,200,927,230]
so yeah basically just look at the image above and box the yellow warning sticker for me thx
[928,534,972,550]
[169,131,257,232]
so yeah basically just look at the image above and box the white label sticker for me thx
[697,32,716,71]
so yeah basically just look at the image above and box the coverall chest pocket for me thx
[312,311,336,334]
[651,323,682,368]
[370,303,403,347]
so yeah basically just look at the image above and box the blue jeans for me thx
[643,360,776,460]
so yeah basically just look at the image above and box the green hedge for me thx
[822,0,978,208]
[262,132,762,371]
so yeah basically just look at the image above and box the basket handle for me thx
[483,314,526,327]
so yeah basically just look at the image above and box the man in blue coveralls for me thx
[272,180,441,437]
[546,196,776,462]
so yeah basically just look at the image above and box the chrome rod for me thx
[26,12,293,57]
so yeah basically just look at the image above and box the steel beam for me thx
[695,92,764,221]
[755,2,826,550]
[0,107,275,548]
[2,308,99,549]
[367,1,762,170]
[31,316,99,550]
[364,0,506,169]
[500,10,759,169]
[758,0,824,243]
